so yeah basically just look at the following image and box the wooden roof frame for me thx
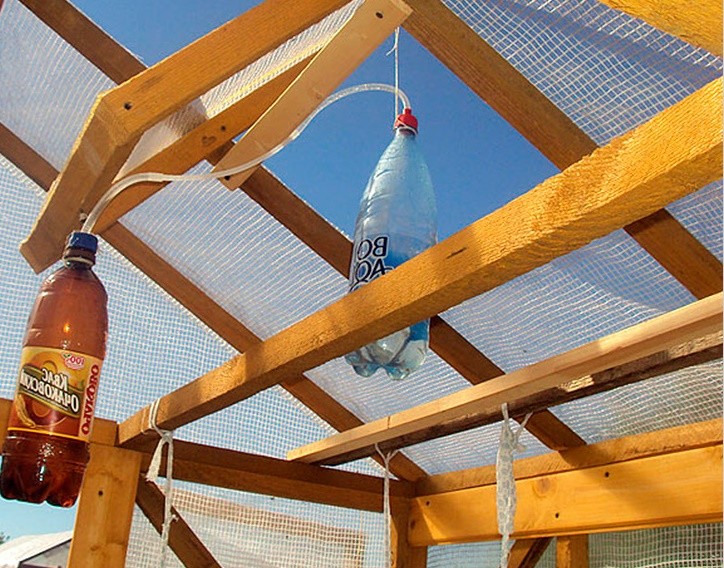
[0,0,722,567]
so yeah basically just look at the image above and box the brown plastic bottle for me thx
[1,231,108,507]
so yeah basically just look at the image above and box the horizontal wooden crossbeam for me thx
[288,295,722,465]
[137,439,413,513]
[408,429,722,544]
[117,77,721,447]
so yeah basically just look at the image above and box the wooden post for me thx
[390,498,427,568]
[557,535,589,567]
[67,444,142,568]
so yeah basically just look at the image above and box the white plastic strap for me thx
[386,27,401,117]
[146,399,176,568]
[496,403,532,568]
[376,444,399,568]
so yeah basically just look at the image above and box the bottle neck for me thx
[63,247,96,268]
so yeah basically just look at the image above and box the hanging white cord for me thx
[375,443,399,568]
[81,83,411,235]
[146,399,176,568]
[496,404,532,568]
[386,28,401,117]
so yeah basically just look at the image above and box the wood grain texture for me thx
[288,297,722,465]
[135,478,222,568]
[118,78,722,447]
[0,122,57,189]
[596,0,722,56]
[92,60,309,233]
[67,444,142,567]
[101,0,350,137]
[408,444,723,545]
[557,535,589,568]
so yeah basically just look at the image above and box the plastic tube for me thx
[81,83,411,234]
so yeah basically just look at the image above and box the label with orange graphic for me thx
[7,346,103,442]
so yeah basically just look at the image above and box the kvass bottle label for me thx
[7,346,103,442]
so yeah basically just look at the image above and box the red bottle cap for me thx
[394,108,418,134]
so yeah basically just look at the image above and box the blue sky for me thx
[0,0,556,539]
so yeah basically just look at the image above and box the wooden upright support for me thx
[67,444,142,568]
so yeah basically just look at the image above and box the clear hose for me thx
[81,83,411,234]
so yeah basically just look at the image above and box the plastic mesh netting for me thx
[0,0,722,566]
[428,525,723,568]
[127,484,384,568]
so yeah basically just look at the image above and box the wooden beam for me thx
[135,477,222,568]
[91,59,310,233]
[67,444,142,567]
[0,122,57,189]
[403,0,598,170]
[625,209,722,299]
[509,538,553,568]
[595,0,722,57]
[20,96,140,272]
[405,0,721,320]
[415,418,723,496]
[20,0,352,272]
[18,0,145,83]
[243,160,584,452]
[408,444,722,545]
[137,439,413,513]
[288,297,722,465]
[557,535,589,568]
[118,78,723,447]
[101,0,350,138]
[214,0,411,188]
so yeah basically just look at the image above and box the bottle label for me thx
[7,346,103,442]
[349,235,394,292]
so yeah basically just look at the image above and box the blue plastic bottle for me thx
[345,109,437,380]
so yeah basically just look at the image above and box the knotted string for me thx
[496,404,532,568]
[145,399,176,567]
[376,444,399,568]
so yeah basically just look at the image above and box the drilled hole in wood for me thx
[98,490,104,497]
[123,102,133,110]
[375,11,383,18]
[555,512,560,519]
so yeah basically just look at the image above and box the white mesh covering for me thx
[443,0,722,145]
[0,0,722,566]
[127,484,384,568]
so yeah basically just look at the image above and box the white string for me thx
[375,444,399,568]
[146,399,176,568]
[387,28,401,117]
[496,404,532,568]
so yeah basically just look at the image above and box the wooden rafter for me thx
[289,298,722,466]
[135,478,223,568]
[509,538,553,568]
[408,420,723,545]
[17,0,582,454]
[595,0,722,57]
[116,77,722,447]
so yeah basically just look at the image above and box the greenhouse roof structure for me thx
[0,0,721,566]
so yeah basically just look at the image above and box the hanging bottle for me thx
[1,231,108,507]
[345,109,437,380]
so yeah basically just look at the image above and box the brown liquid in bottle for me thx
[1,232,107,507]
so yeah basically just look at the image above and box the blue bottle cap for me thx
[66,231,98,253]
